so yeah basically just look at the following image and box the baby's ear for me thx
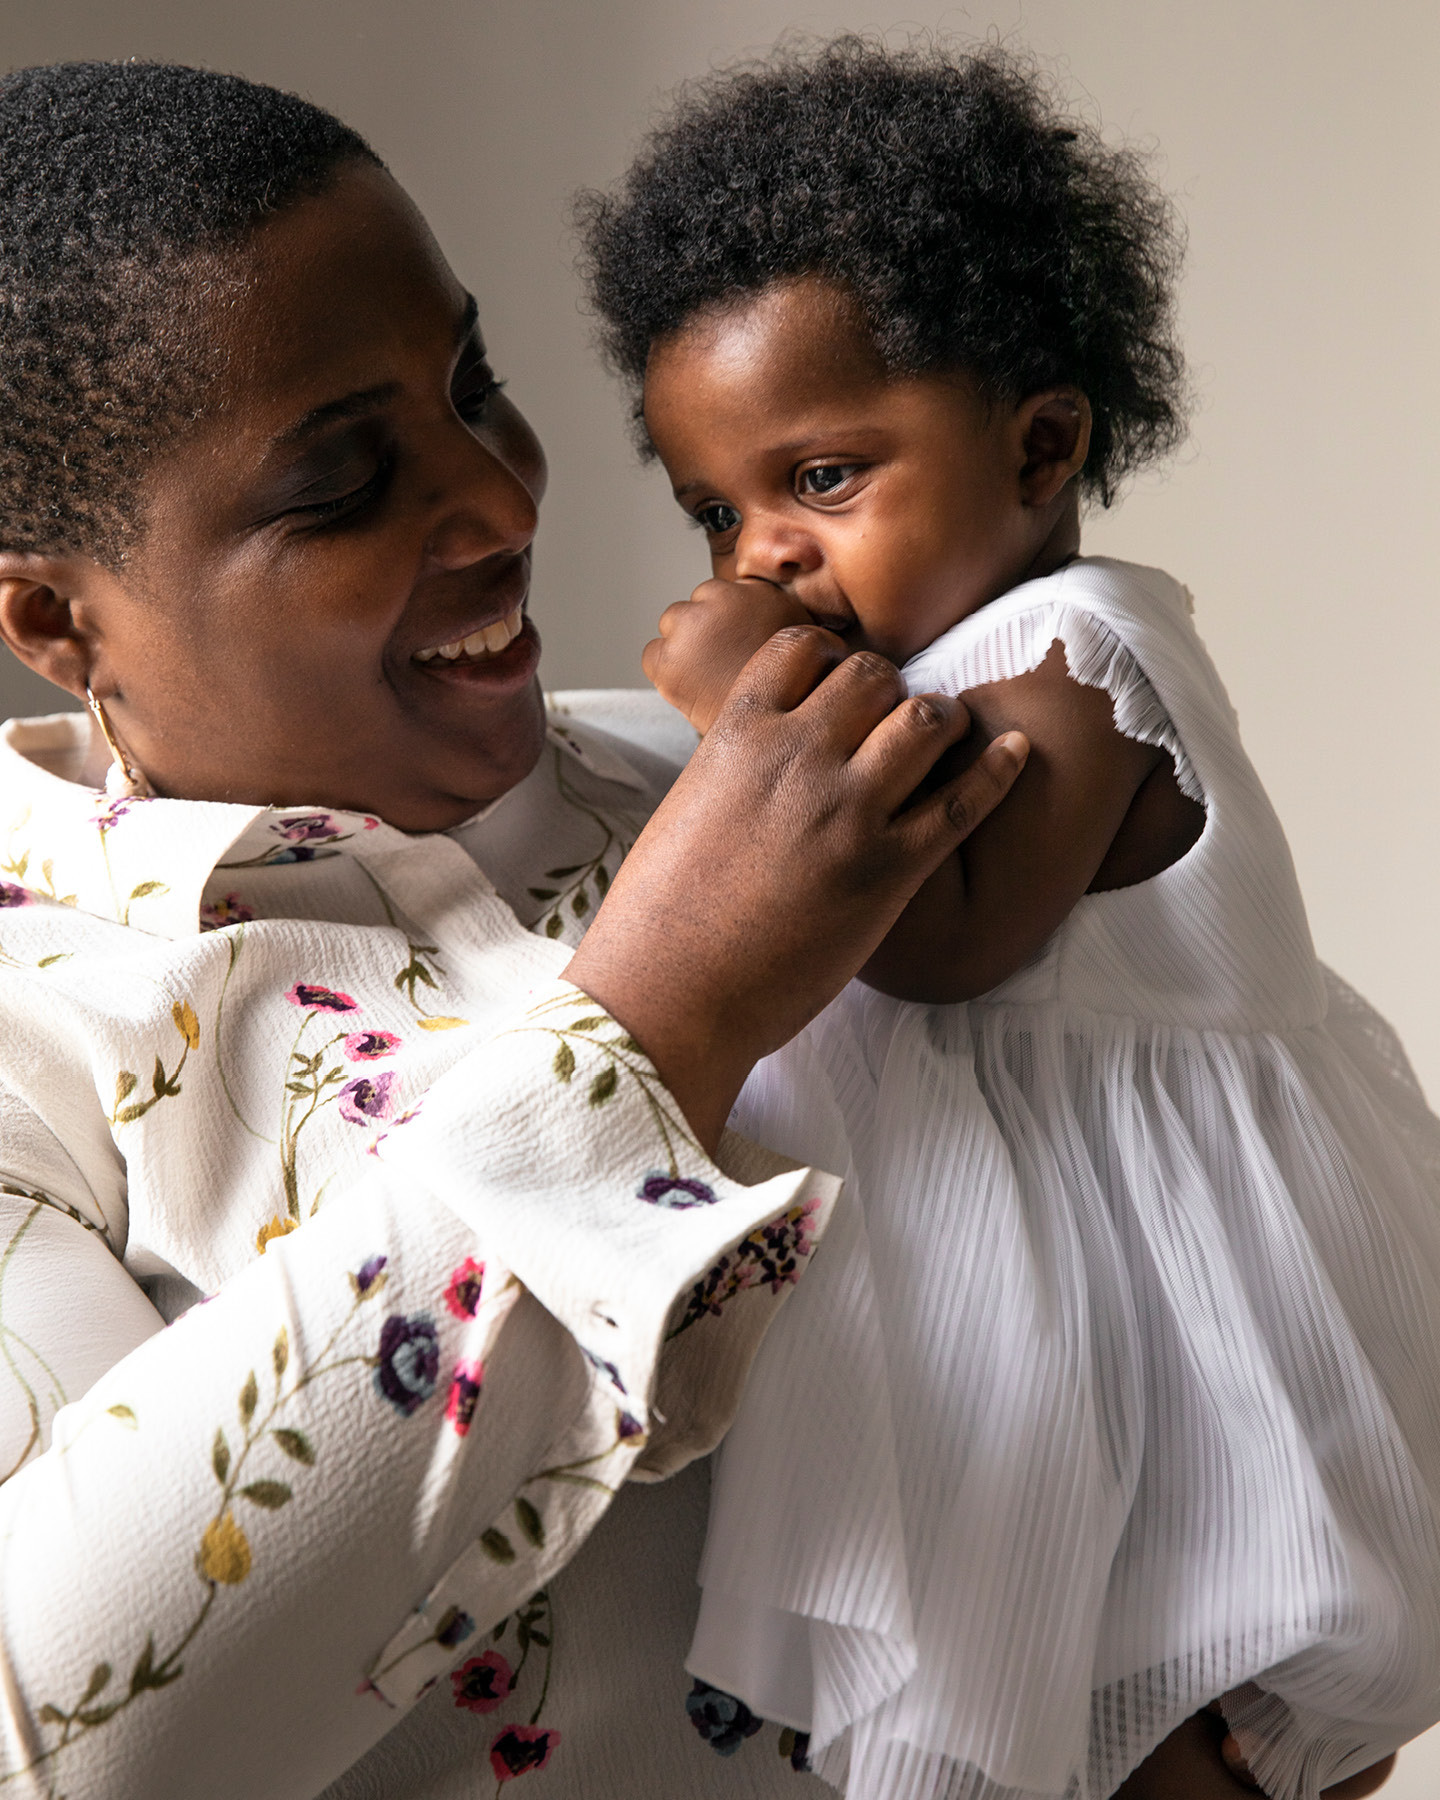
[1017,390,1092,507]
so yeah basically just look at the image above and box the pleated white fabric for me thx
[689,559,1440,1800]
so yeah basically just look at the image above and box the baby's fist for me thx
[643,578,813,733]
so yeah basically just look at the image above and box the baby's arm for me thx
[644,586,1202,1006]
[861,639,1203,1001]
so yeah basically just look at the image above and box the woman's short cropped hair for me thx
[578,38,1187,503]
[0,61,379,558]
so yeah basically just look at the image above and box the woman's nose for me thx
[424,415,545,573]
[733,516,823,585]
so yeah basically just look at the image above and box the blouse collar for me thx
[0,709,647,941]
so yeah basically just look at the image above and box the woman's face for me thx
[17,161,551,831]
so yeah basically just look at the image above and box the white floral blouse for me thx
[0,693,840,1800]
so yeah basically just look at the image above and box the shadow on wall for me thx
[0,650,80,723]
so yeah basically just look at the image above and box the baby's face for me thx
[643,277,1060,666]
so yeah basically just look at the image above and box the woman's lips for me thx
[410,614,540,689]
[413,604,524,663]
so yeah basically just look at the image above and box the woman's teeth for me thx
[414,606,524,663]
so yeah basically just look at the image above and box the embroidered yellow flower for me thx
[198,1510,252,1585]
[255,1215,300,1255]
[171,1000,200,1049]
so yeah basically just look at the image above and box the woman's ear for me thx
[1016,389,1093,508]
[0,555,101,698]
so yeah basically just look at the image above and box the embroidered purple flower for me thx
[580,1346,626,1394]
[685,1681,763,1756]
[339,1071,399,1126]
[444,1256,486,1320]
[91,796,142,830]
[199,893,254,931]
[446,1360,484,1436]
[273,812,343,844]
[637,1171,718,1210]
[434,1606,476,1651]
[349,1254,389,1300]
[0,884,32,909]
[285,982,358,1013]
[374,1312,439,1416]
[452,1650,514,1714]
[344,1030,401,1062]
[489,1724,560,1781]
[617,1411,645,1441]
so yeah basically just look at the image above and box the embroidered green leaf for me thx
[107,1403,137,1428]
[567,1016,611,1033]
[271,1427,315,1465]
[151,1056,168,1098]
[528,1630,551,1647]
[552,1041,575,1084]
[9,852,27,880]
[38,1703,65,1726]
[36,953,71,968]
[594,863,610,897]
[212,1428,231,1485]
[273,1326,289,1382]
[480,1527,516,1564]
[492,1619,507,1641]
[527,887,559,901]
[571,889,589,919]
[239,1480,292,1509]
[128,1636,180,1694]
[113,1103,149,1126]
[544,913,563,939]
[127,881,167,902]
[239,1369,258,1427]
[617,1037,643,1054]
[545,864,584,879]
[588,1065,618,1108]
[80,1662,113,1705]
[76,1701,122,1727]
[113,1070,137,1109]
[515,1496,545,1547]
[516,1615,531,1652]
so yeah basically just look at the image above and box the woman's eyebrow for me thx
[274,296,483,449]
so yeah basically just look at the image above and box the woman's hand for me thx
[567,624,1028,1150]
[642,576,812,733]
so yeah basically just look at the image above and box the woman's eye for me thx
[291,459,392,524]
[696,503,741,536]
[454,370,506,423]
[798,463,860,498]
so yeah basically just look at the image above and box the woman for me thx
[0,59,1022,1800]
[0,59,1391,1800]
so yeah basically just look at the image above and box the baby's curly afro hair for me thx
[578,38,1187,504]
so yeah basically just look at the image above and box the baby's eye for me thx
[695,502,741,537]
[797,463,861,498]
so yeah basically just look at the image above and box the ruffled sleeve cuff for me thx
[372,980,841,1468]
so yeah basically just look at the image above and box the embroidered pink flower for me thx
[339,1071,398,1126]
[285,982,358,1013]
[446,1360,484,1435]
[344,1030,401,1061]
[452,1650,514,1714]
[273,812,343,844]
[444,1257,485,1319]
[199,893,254,931]
[0,884,32,908]
[361,816,380,830]
[489,1723,560,1779]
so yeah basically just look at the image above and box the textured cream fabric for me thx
[0,697,840,1800]
[695,561,1440,1800]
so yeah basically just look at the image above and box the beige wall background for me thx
[3,1,1438,1787]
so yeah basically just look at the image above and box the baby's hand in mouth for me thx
[642,577,823,733]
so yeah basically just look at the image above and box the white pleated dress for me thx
[689,558,1440,1800]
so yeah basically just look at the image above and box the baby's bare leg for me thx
[1113,1711,1395,1799]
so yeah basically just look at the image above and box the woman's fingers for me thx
[846,687,974,807]
[716,622,849,717]
[894,731,1030,868]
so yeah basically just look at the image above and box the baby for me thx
[581,40,1438,1800]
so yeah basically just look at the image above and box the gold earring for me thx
[84,685,152,799]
